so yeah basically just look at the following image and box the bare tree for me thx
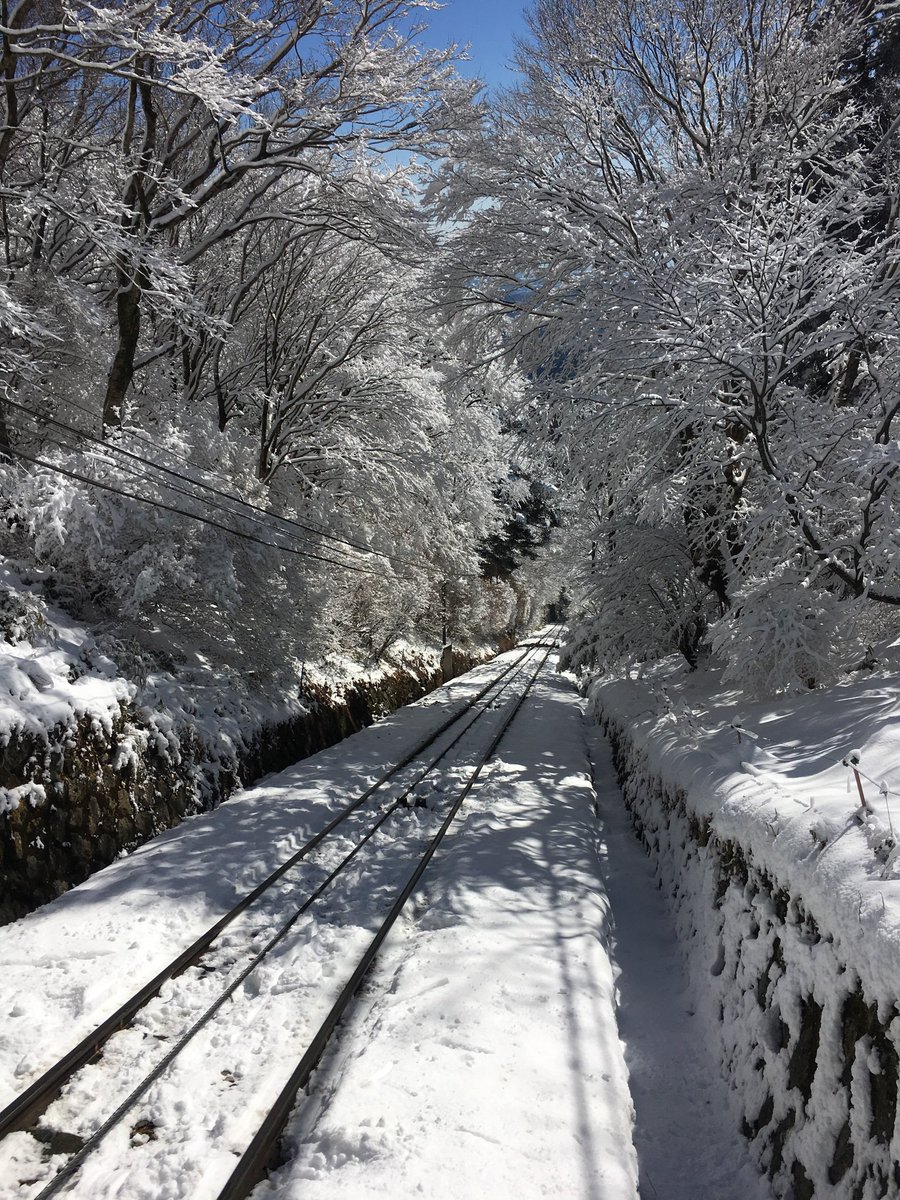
[436,0,900,686]
[0,0,479,431]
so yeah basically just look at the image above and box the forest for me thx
[4,5,900,1196]
[1,0,900,716]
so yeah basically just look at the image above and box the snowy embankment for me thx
[588,663,900,1200]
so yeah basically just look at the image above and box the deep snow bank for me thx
[588,666,900,1200]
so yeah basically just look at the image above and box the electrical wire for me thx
[7,417,376,577]
[5,392,434,572]
[9,394,401,560]
[3,394,489,579]
[41,390,253,488]
[4,445,394,578]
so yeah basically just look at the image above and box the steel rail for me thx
[216,634,559,1200]
[0,640,550,1147]
[22,636,559,1200]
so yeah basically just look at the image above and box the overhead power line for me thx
[5,445,394,578]
[7,392,429,571]
[7,417,373,576]
[3,396,494,578]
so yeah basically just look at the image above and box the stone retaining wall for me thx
[0,652,480,925]
[600,714,900,1200]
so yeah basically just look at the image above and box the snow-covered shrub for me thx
[564,523,716,673]
[711,567,862,696]
[0,450,239,618]
[324,573,423,665]
[0,587,46,645]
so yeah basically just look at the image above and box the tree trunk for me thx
[102,64,156,436]
[102,278,141,433]
[257,397,271,480]
[0,391,15,461]
[510,577,529,637]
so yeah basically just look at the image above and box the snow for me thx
[587,656,900,1196]
[269,667,638,1200]
[587,726,771,1200]
[0,563,477,830]
[587,660,900,1007]
[0,567,133,750]
[0,646,779,1199]
[0,658,507,1116]
[0,783,46,815]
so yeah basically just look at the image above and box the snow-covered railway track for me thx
[0,631,561,1200]
[214,634,560,1200]
[0,640,543,1141]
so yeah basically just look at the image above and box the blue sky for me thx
[410,0,529,92]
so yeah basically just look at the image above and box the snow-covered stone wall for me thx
[0,711,197,922]
[591,682,900,1200]
[0,655,477,925]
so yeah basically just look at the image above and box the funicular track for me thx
[1,630,561,1199]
